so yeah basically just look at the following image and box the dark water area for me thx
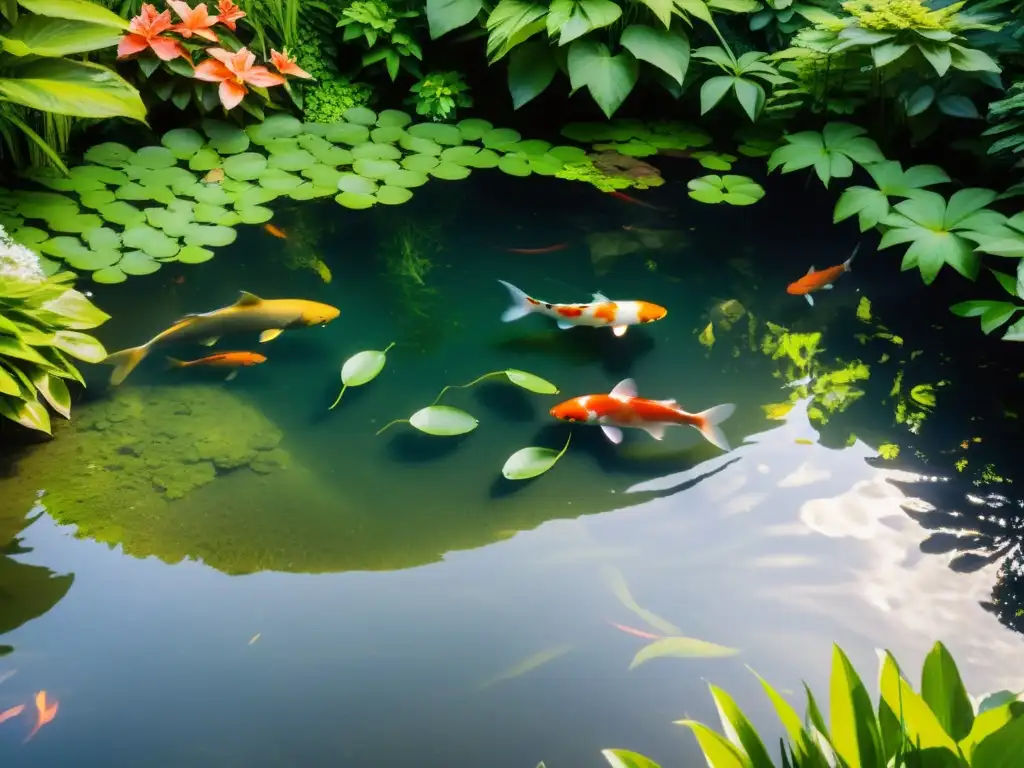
[1,161,1023,766]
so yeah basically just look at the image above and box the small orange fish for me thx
[787,244,858,306]
[24,691,57,742]
[501,243,570,254]
[167,352,267,369]
[608,621,662,640]
[606,190,662,210]
[263,223,287,239]
[0,704,24,725]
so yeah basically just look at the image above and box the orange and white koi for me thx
[787,244,858,307]
[497,280,667,337]
[549,378,735,449]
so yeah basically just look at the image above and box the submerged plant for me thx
[329,342,394,409]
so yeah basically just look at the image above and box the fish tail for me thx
[103,344,150,386]
[497,279,536,323]
[165,357,186,369]
[844,243,860,271]
[693,403,736,451]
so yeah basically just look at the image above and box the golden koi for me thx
[498,280,666,337]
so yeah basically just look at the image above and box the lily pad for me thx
[297,135,352,166]
[202,119,250,154]
[176,244,214,263]
[118,250,161,275]
[39,236,90,260]
[430,163,470,181]
[133,146,178,169]
[84,142,133,167]
[353,159,400,179]
[382,169,428,188]
[440,146,481,165]
[343,106,377,125]
[399,135,442,155]
[376,109,412,129]
[498,154,532,177]
[116,182,162,203]
[549,145,588,163]
[407,123,462,146]
[456,118,493,141]
[122,224,180,260]
[183,224,236,247]
[232,185,278,207]
[263,137,299,155]
[48,212,103,234]
[302,122,329,136]
[223,153,268,181]
[528,154,564,176]
[145,206,193,237]
[171,177,203,198]
[162,128,205,159]
[506,369,558,393]
[329,342,395,409]
[147,167,198,187]
[267,149,317,172]
[337,175,377,195]
[237,205,273,224]
[193,203,232,224]
[84,227,121,251]
[324,122,369,145]
[371,126,406,144]
[70,165,129,186]
[464,149,501,169]
[352,142,402,161]
[510,139,552,156]
[188,148,221,171]
[192,184,233,205]
[258,169,303,192]
[376,186,413,205]
[66,249,120,271]
[335,191,376,209]
[303,165,346,188]
[252,114,304,142]
[687,174,765,206]
[502,436,571,480]
[92,266,126,284]
[288,183,334,201]
[409,405,477,436]
[482,128,522,150]
[102,201,146,227]
[11,226,47,245]
[401,154,440,173]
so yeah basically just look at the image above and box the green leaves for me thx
[507,41,557,109]
[694,47,781,122]
[830,644,883,768]
[769,123,884,187]
[486,0,547,61]
[502,434,571,480]
[921,642,975,742]
[688,174,765,205]
[426,0,484,38]
[833,160,951,231]
[0,58,145,121]
[601,749,662,768]
[950,300,1021,336]
[567,40,639,119]
[620,25,690,87]
[411,405,479,435]
[329,342,394,409]
[0,16,121,57]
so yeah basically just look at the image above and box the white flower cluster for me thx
[0,223,46,284]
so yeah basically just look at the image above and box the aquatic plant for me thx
[833,160,951,231]
[695,46,786,122]
[406,70,472,122]
[328,342,394,409]
[502,434,570,480]
[687,174,765,205]
[430,368,558,405]
[768,122,885,188]
[0,226,109,433]
[376,404,478,435]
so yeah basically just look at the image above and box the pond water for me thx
[2,160,1023,766]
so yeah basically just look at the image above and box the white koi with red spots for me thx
[497,280,667,337]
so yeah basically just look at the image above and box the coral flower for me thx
[270,49,313,79]
[168,0,219,42]
[117,3,187,61]
[193,47,285,110]
[216,0,246,30]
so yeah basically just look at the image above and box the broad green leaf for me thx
[0,365,21,396]
[329,343,394,409]
[567,40,638,118]
[830,644,883,768]
[971,710,1024,767]
[700,75,734,114]
[949,43,1000,73]
[877,651,904,766]
[620,25,689,85]
[547,0,621,45]
[0,335,48,365]
[0,58,145,121]
[19,0,127,27]
[733,77,764,122]
[675,721,749,768]
[634,0,673,26]
[872,41,910,67]
[507,41,557,109]
[879,649,958,752]
[486,0,547,61]
[502,434,570,480]
[503,369,558,393]
[601,749,661,768]
[427,0,483,38]
[922,642,975,742]
[0,16,121,56]
[52,329,106,362]
[1005,317,1024,341]
[40,287,109,329]
[906,85,935,116]
[944,188,997,228]
[892,191,945,229]
[0,394,51,433]
[959,702,1024,760]
[30,368,70,419]
[938,95,979,119]
[708,684,775,768]
[409,405,478,435]
[752,671,822,761]
[917,41,952,76]
[629,636,738,669]
[834,186,889,231]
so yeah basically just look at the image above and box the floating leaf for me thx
[399,134,442,155]
[440,145,480,165]
[502,434,571,480]
[482,127,522,150]
[402,154,440,173]
[529,154,563,175]
[430,162,471,180]
[133,146,177,169]
[263,137,299,155]
[48,211,102,234]
[329,342,395,409]
[39,235,89,260]
[145,206,192,237]
[324,122,369,145]
[188,147,221,171]
[92,265,126,284]
[337,174,377,195]
[464,149,501,169]
[237,206,273,224]
[303,165,346,188]
[410,405,477,435]
[268,148,317,172]
[148,167,197,187]
[457,118,493,141]
[371,126,406,144]
[343,106,377,125]
[376,109,412,128]
[629,637,739,669]
[549,145,588,162]
[498,154,531,177]
[101,200,145,227]
[232,185,277,207]
[687,174,765,206]
[352,142,403,161]
[376,186,413,205]
[202,119,250,154]
[183,224,236,247]
[65,249,120,271]
[407,122,463,145]
[79,189,116,209]
[504,369,558,393]
[119,250,161,275]
[122,224,179,260]
[382,169,428,188]
[354,158,400,178]
[193,203,232,224]
[71,164,128,185]
[177,244,214,263]
[335,191,377,209]
[297,135,352,165]
[84,142,133,167]
[161,128,205,159]
[11,226,47,245]
[223,152,268,180]
[251,114,304,141]
[257,168,303,191]
[83,227,121,251]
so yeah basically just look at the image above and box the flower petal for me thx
[148,35,186,61]
[193,58,230,81]
[219,79,247,110]
[194,26,220,41]
[167,0,193,21]
[205,46,234,65]
[117,33,149,58]
[242,66,286,87]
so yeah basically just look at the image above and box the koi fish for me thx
[263,223,287,239]
[608,621,662,640]
[501,243,570,254]
[787,244,858,306]
[497,280,666,337]
[167,351,267,381]
[102,291,339,386]
[24,691,57,742]
[549,378,735,449]
[0,704,24,725]
[606,190,662,210]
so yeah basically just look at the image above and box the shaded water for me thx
[2,163,1023,766]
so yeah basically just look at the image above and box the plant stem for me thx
[382,341,396,354]
[376,418,409,436]
[430,370,503,406]
[554,432,572,460]
[328,384,348,411]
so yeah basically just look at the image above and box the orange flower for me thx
[193,47,285,110]
[168,0,219,42]
[270,49,313,79]
[117,3,187,61]
[216,0,245,30]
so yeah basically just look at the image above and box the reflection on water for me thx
[1,169,1022,764]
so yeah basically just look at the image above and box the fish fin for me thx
[235,291,263,306]
[655,399,679,407]
[556,319,574,330]
[844,243,859,271]
[592,291,610,302]
[259,328,284,343]
[610,378,637,399]
[643,424,666,441]
[165,357,186,369]
[804,294,814,307]
[225,370,238,382]
[612,325,628,337]
[806,265,816,275]
[693,403,736,451]
[601,425,624,444]
[497,279,536,323]
[823,284,834,289]
[199,336,219,347]
[103,345,149,386]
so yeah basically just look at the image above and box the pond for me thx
[1,159,1023,766]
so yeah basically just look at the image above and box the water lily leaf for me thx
[343,106,377,125]
[183,224,236,247]
[12,226,47,245]
[79,189,116,209]
[382,169,428,188]
[329,343,395,409]
[528,154,564,175]
[430,162,471,180]
[70,164,128,186]
[268,149,317,172]
[408,122,463,146]
[376,109,411,128]
[65,248,120,271]
[193,184,234,206]
[232,184,278,207]
[258,168,303,191]
[39,235,89,260]
[250,114,303,142]
[202,119,250,154]
[464,148,501,168]
[145,206,193,236]
[220,212,241,226]
[101,200,145,227]
[176,244,214,263]
[223,152,268,180]
[337,174,377,195]
[84,141,133,167]
[48,212,102,233]
[28,173,76,192]
[440,145,481,165]
[188,147,221,171]
[376,186,413,205]
[502,434,571,480]
[92,265,126,284]
[287,182,333,200]
[335,191,377,209]
[193,203,232,224]
[118,250,161,275]
[511,139,553,156]
[83,226,120,251]
[133,146,177,169]
[402,154,440,173]
[263,137,298,155]
[148,167,197,188]
[687,174,765,205]
[628,637,739,669]
[498,154,532,177]
[354,158,401,178]
[237,205,273,224]
[115,182,156,202]
[122,224,179,260]
[302,165,346,188]
[456,118,493,141]
[409,405,478,435]
[482,127,522,150]
[324,122,369,145]
[161,128,205,159]
[371,126,406,144]
[399,134,442,155]
[504,369,558,393]
[170,176,203,198]
[297,135,352,165]
[352,142,403,161]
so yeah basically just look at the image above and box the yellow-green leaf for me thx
[921,641,974,742]
[0,393,51,433]
[708,684,775,767]
[879,649,958,752]
[676,721,749,768]
[830,644,883,768]
[52,329,106,362]
[601,748,662,768]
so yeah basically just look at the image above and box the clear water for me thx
[2,165,1022,766]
